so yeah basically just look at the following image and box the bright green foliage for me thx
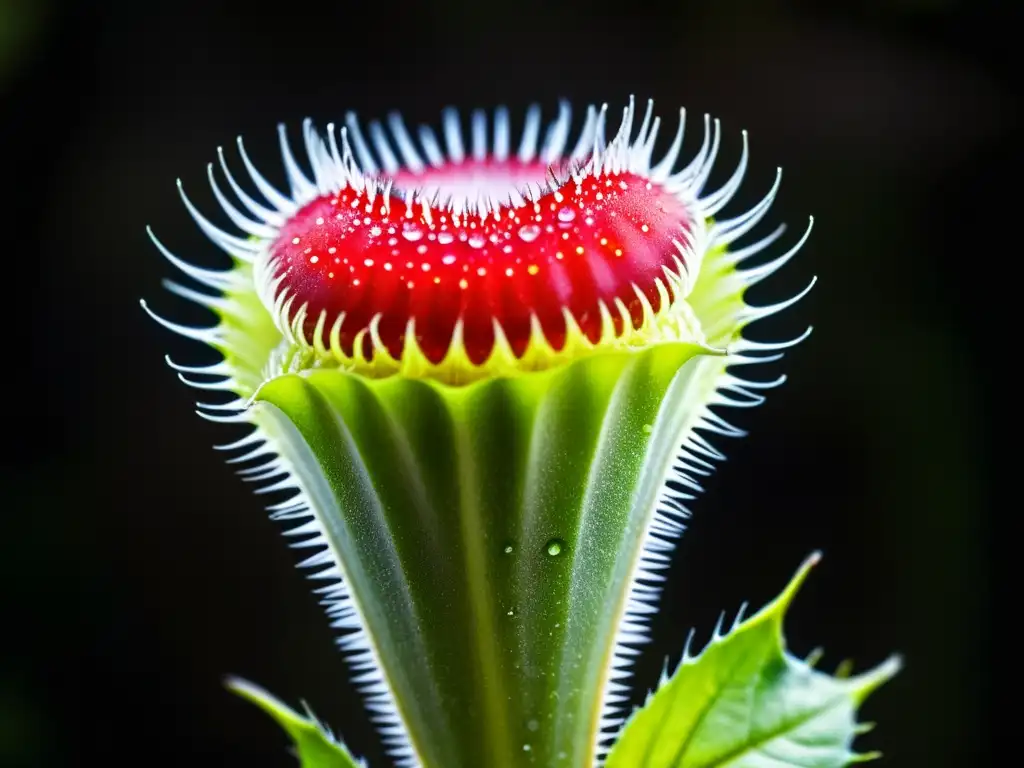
[605,554,901,768]
[227,678,363,767]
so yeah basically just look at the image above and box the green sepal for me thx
[226,677,364,767]
[605,554,901,768]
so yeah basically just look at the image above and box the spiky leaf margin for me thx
[605,554,901,768]
[227,678,365,767]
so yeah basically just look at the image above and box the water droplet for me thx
[557,207,576,224]
[437,231,454,244]
[369,225,382,237]
[523,744,531,752]
[402,225,423,242]
[442,254,457,266]
[507,608,515,616]
[546,538,566,557]
[468,233,486,249]
[503,543,514,554]
[518,224,541,242]
[527,719,539,732]
[642,423,653,434]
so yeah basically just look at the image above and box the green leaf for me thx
[253,340,717,767]
[226,677,364,767]
[605,554,901,768]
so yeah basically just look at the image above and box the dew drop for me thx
[503,543,515,554]
[437,231,455,245]
[545,538,566,557]
[557,207,576,224]
[526,719,539,732]
[468,233,487,249]
[402,225,423,242]
[518,224,541,242]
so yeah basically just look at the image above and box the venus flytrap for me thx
[144,98,899,767]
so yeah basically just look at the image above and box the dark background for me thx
[1,0,1006,765]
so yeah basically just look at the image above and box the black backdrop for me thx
[1,0,1006,765]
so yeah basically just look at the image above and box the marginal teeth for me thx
[517,104,541,163]
[650,108,686,181]
[701,130,749,216]
[177,179,258,261]
[442,107,465,164]
[471,108,488,163]
[710,167,783,246]
[278,123,316,199]
[369,120,401,174]
[342,119,377,182]
[387,112,425,172]
[541,100,572,164]
[207,164,278,238]
[417,122,445,167]
[683,117,722,194]
[152,98,813,395]
[236,136,296,214]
